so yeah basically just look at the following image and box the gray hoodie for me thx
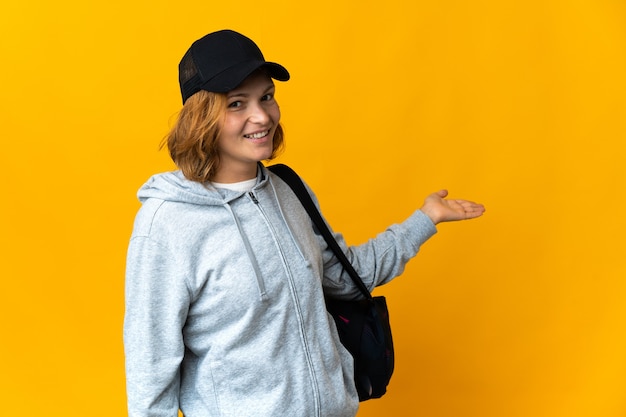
[124,165,437,417]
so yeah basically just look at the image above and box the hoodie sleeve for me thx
[124,235,191,417]
[318,206,438,299]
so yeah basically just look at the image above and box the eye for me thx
[261,93,274,102]
[228,100,242,108]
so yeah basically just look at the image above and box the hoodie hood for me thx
[137,165,268,206]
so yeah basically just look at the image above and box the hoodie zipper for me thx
[248,191,259,204]
[247,190,322,416]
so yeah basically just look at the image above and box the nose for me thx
[249,103,271,125]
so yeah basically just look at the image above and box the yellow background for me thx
[1,0,625,416]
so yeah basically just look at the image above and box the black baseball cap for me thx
[178,29,290,104]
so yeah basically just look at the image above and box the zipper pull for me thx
[248,191,259,204]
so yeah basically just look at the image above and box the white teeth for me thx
[244,130,269,139]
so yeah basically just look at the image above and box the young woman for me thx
[124,29,485,417]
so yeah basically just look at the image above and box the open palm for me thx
[420,190,485,224]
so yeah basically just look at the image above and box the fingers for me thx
[457,200,486,218]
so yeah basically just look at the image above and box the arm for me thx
[124,236,190,417]
[320,191,484,298]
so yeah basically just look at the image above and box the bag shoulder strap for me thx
[268,163,372,300]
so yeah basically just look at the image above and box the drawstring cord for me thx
[222,202,268,300]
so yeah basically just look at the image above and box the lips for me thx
[243,130,270,139]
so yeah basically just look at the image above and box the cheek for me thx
[271,103,281,123]
[220,116,240,136]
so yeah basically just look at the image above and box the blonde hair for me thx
[163,90,285,182]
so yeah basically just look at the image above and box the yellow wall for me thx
[1,1,625,416]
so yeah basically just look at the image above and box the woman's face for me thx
[215,71,281,182]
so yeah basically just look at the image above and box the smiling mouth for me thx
[243,130,270,139]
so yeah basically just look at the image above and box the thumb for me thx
[435,189,448,198]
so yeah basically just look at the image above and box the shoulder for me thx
[130,199,168,238]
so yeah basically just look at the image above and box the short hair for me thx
[163,90,285,182]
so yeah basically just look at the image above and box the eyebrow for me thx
[227,83,275,98]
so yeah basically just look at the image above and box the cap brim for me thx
[201,60,290,93]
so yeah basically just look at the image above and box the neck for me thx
[212,163,258,183]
